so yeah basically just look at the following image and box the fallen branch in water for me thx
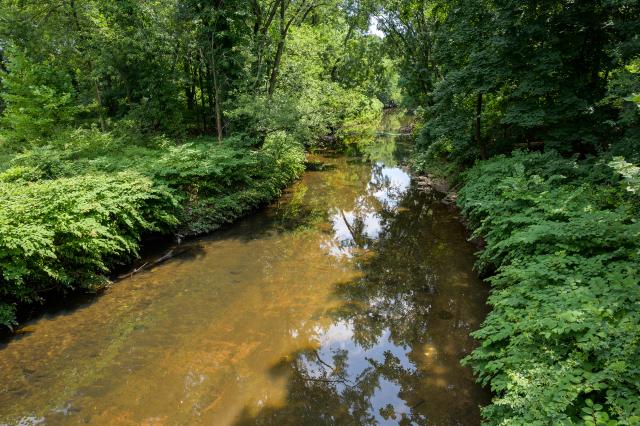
[154,250,175,264]
[116,247,189,280]
[131,261,149,276]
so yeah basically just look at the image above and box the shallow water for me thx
[0,114,490,425]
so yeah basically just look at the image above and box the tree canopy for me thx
[377,0,639,161]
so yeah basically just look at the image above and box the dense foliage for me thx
[0,132,307,326]
[458,152,640,424]
[2,0,639,423]
[0,172,177,326]
[0,0,393,327]
[0,0,392,143]
[379,0,639,161]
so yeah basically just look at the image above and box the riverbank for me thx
[0,99,393,330]
[414,152,640,424]
[0,132,308,329]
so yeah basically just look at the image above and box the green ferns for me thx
[167,133,305,236]
[458,151,640,424]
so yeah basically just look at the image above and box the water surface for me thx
[0,114,489,425]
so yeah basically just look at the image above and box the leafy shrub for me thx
[458,151,640,425]
[262,131,306,182]
[0,172,178,328]
[151,136,305,236]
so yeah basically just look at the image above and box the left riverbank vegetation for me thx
[373,0,640,424]
[0,0,403,328]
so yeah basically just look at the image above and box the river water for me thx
[0,114,490,425]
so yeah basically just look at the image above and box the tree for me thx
[382,0,640,160]
[0,49,80,145]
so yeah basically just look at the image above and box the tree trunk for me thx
[197,58,207,133]
[252,0,281,92]
[184,56,195,111]
[253,46,264,91]
[476,92,485,160]
[94,80,107,132]
[268,39,285,97]
[268,0,287,97]
[266,0,316,97]
[203,55,215,130]
[209,45,223,143]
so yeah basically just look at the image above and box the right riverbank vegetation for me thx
[383,0,639,424]
[0,0,639,424]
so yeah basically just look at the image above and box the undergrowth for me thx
[458,151,640,425]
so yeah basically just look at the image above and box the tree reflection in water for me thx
[236,149,489,425]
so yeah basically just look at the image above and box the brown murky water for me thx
[0,113,490,425]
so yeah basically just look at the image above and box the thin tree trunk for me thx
[184,56,195,111]
[213,72,223,142]
[94,80,107,131]
[268,39,285,97]
[253,0,281,92]
[476,92,485,160]
[209,41,223,143]
[197,58,207,133]
[253,47,264,91]
[268,1,287,97]
[203,54,215,129]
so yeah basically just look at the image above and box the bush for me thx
[157,135,305,236]
[458,151,640,424]
[0,172,178,327]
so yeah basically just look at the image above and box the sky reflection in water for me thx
[323,163,411,259]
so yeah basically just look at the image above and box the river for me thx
[0,113,490,425]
